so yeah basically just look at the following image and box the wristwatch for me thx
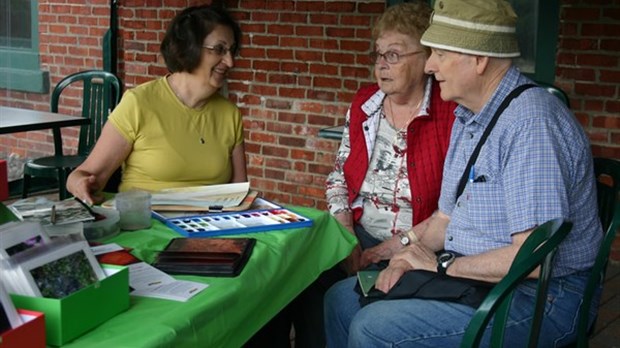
[437,251,456,275]
[398,232,410,246]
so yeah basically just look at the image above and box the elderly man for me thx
[324,0,603,346]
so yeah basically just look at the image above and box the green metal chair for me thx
[569,157,620,348]
[460,218,573,348]
[537,81,570,108]
[22,70,122,200]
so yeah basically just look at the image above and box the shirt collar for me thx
[454,66,523,128]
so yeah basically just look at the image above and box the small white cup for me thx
[115,190,152,231]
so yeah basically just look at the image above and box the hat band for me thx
[432,14,515,33]
[420,39,520,58]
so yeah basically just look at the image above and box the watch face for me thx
[400,235,410,246]
[438,252,455,264]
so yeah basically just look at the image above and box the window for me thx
[0,0,49,93]
[386,0,560,84]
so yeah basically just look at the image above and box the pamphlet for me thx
[127,262,208,302]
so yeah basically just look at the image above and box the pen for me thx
[469,166,475,183]
[50,205,57,224]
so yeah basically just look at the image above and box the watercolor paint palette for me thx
[152,199,313,237]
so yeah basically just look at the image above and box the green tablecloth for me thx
[58,206,356,348]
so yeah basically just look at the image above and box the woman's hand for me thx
[68,171,105,205]
[360,237,402,269]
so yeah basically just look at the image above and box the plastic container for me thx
[82,207,120,241]
[115,190,152,231]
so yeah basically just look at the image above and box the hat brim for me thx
[421,22,520,58]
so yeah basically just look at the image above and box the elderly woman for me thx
[66,5,247,204]
[326,1,456,273]
[246,2,457,347]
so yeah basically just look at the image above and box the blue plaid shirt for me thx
[438,66,602,277]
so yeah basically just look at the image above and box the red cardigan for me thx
[343,80,456,226]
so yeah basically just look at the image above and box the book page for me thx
[152,182,250,208]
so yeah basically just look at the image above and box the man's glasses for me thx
[202,43,238,57]
[369,50,424,64]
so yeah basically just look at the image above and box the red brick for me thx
[280,87,306,99]
[296,26,324,37]
[306,90,336,102]
[575,54,618,67]
[575,83,616,97]
[562,7,601,21]
[325,2,356,13]
[295,50,323,62]
[265,158,291,170]
[314,76,342,89]
[593,116,620,129]
[581,23,620,37]
[265,99,291,110]
[267,24,295,36]
[601,39,620,51]
[600,70,620,83]
[252,35,279,46]
[606,101,620,113]
[279,136,306,148]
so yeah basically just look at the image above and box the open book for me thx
[104,182,257,212]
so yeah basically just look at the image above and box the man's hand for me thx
[390,242,438,272]
[374,242,438,293]
[375,259,410,293]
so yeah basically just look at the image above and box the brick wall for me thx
[1,0,619,210]
[556,0,620,159]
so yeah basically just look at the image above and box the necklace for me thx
[168,75,207,145]
[387,96,422,147]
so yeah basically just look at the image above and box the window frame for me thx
[0,0,49,93]
[385,0,560,84]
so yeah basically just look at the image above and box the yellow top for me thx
[108,76,244,192]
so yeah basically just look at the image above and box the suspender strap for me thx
[455,84,537,202]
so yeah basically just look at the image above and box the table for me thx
[0,106,90,155]
[58,206,356,347]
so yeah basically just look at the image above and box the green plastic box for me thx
[10,265,129,346]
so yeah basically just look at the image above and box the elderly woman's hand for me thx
[360,237,402,268]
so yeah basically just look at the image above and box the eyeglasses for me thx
[202,43,238,57]
[369,50,424,64]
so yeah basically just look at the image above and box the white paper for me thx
[128,262,207,302]
[130,280,208,302]
[90,243,124,256]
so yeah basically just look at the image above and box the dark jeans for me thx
[244,224,381,348]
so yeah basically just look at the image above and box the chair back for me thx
[572,157,620,347]
[460,218,573,348]
[51,70,122,156]
[536,81,570,108]
[593,157,620,231]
